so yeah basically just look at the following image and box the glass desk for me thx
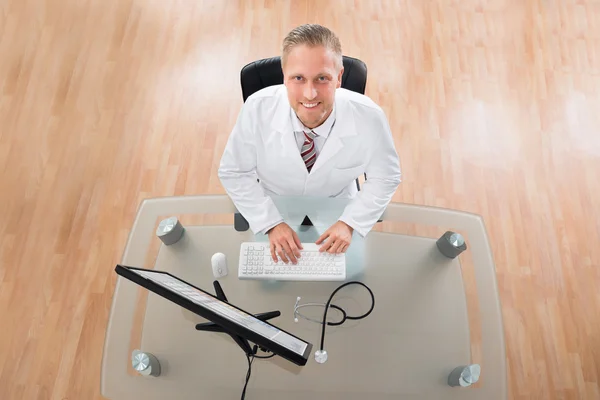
[101,195,506,399]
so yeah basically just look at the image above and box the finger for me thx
[282,240,297,264]
[270,242,278,262]
[292,231,303,251]
[319,236,335,252]
[277,244,289,264]
[329,240,344,254]
[340,241,350,253]
[290,233,302,263]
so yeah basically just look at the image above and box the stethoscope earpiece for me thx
[293,299,347,326]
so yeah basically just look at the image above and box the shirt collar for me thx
[291,106,336,138]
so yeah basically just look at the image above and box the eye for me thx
[318,76,328,82]
[293,76,303,81]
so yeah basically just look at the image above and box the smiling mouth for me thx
[301,102,320,109]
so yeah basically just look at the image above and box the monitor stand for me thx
[195,281,281,357]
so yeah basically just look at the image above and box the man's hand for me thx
[267,223,303,264]
[316,221,353,253]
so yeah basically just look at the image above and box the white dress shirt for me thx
[291,106,336,157]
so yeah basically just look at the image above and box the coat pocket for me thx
[327,164,365,195]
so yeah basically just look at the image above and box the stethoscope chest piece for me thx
[314,349,328,364]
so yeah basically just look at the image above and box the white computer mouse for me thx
[211,253,228,278]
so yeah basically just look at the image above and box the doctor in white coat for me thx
[218,24,401,264]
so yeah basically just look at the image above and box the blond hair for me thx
[281,24,343,71]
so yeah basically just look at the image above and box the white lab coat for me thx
[218,84,401,237]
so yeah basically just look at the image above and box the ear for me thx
[336,67,344,88]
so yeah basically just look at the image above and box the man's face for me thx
[283,44,343,129]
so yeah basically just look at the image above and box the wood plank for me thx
[0,0,598,399]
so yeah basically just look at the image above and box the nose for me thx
[303,83,317,101]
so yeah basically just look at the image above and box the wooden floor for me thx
[1,0,599,399]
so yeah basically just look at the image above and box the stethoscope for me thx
[294,297,347,325]
[292,281,375,364]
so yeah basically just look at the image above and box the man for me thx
[218,24,401,265]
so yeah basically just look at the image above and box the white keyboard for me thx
[238,242,346,281]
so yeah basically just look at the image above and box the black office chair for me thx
[234,55,369,231]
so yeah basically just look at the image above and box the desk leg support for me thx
[156,217,185,245]
[436,231,467,258]
[132,350,161,377]
[448,364,481,387]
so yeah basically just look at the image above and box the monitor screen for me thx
[115,265,312,365]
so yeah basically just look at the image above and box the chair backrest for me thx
[240,55,367,102]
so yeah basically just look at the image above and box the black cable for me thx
[241,354,254,400]
[253,353,275,359]
[251,344,275,359]
[241,345,274,399]
[320,281,375,351]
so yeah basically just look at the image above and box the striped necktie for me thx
[300,130,317,172]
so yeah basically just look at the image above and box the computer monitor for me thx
[115,265,313,366]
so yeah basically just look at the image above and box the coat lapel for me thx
[309,90,358,174]
[270,87,308,174]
